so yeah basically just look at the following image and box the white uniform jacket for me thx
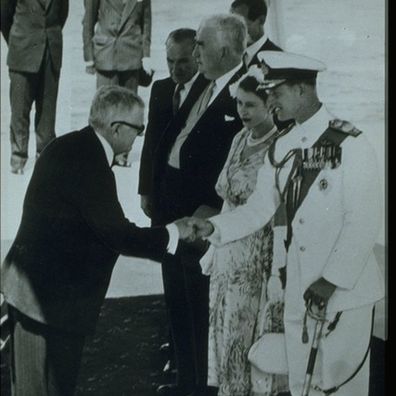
[206,105,384,315]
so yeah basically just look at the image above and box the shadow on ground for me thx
[1,295,386,395]
[1,295,171,396]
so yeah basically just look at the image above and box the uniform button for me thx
[301,137,307,142]
[299,246,306,252]
[299,218,304,224]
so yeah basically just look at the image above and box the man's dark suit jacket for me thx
[0,0,69,73]
[138,74,209,200]
[138,77,177,197]
[246,38,282,68]
[1,127,169,335]
[152,68,244,224]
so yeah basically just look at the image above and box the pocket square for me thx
[224,115,235,122]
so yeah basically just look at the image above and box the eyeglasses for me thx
[111,121,145,136]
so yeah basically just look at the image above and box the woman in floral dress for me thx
[200,67,289,396]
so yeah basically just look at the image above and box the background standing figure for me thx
[0,0,69,174]
[230,0,281,69]
[82,0,152,166]
[138,27,204,385]
[139,28,203,221]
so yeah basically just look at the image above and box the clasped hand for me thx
[174,217,214,242]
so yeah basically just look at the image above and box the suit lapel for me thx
[177,74,209,120]
[161,67,243,164]
[168,67,243,147]
[191,65,244,126]
[119,0,138,32]
[44,0,53,12]
[248,39,282,67]
[85,127,113,170]
[207,65,244,110]
[157,74,209,157]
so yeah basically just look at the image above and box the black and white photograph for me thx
[0,1,386,395]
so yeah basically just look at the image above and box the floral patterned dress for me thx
[206,128,288,396]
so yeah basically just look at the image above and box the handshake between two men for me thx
[174,217,215,242]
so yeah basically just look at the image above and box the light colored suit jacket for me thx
[206,106,384,315]
[1,0,69,73]
[82,0,151,71]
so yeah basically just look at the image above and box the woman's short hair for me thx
[238,75,269,102]
[89,85,144,131]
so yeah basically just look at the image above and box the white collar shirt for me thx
[95,129,180,254]
[274,105,335,163]
[167,63,243,169]
[178,72,200,107]
[244,33,269,67]
[94,130,114,167]
[208,62,244,107]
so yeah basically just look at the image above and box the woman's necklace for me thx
[246,125,278,147]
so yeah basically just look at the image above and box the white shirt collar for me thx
[209,62,243,106]
[181,72,199,92]
[274,105,335,161]
[179,72,200,104]
[245,33,269,66]
[94,130,114,166]
[294,104,335,148]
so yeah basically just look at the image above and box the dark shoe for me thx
[156,384,192,396]
[163,359,177,375]
[159,342,170,353]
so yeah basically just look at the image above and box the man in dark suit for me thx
[139,28,206,219]
[152,15,246,396]
[0,0,69,174]
[0,86,191,396]
[138,27,207,381]
[231,0,282,68]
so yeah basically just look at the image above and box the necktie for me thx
[196,81,216,116]
[172,83,184,115]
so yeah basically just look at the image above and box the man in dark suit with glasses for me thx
[1,85,192,396]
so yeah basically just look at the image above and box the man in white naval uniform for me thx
[189,51,385,395]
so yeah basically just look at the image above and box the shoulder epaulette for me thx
[328,119,362,137]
